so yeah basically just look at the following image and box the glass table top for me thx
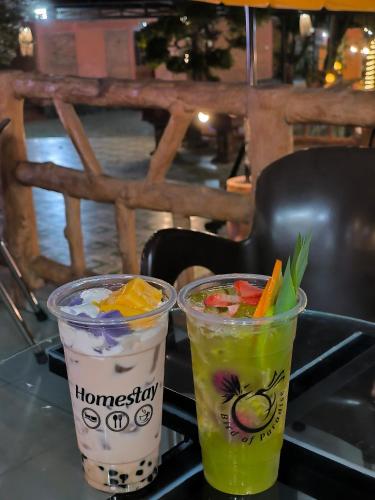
[163,309,375,480]
[0,308,374,499]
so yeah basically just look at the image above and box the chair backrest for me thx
[251,147,375,321]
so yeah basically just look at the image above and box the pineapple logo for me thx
[216,370,285,436]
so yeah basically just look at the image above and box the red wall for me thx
[34,19,141,78]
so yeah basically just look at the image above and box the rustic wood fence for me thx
[1,71,375,288]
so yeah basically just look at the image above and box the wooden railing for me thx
[1,71,375,287]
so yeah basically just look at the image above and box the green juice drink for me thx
[178,274,307,495]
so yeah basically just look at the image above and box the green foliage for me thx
[0,0,29,67]
[136,2,246,81]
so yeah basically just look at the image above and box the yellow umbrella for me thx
[197,0,375,11]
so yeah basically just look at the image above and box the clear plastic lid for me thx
[47,274,177,326]
[178,273,307,326]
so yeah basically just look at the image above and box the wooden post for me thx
[54,99,102,176]
[147,103,193,182]
[247,87,293,187]
[115,199,139,274]
[0,72,41,287]
[64,195,86,277]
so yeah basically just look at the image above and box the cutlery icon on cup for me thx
[106,411,129,432]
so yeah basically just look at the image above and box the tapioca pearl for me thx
[98,466,104,471]
[119,473,128,482]
[140,460,145,466]
[147,474,154,483]
[147,461,152,467]
[136,469,143,476]
[109,479,119,486]
[108,470,118,476]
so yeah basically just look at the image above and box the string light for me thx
[349,46,358,54]
[184,53,190,64]
[361,47,370,55]
[364,39,375,89]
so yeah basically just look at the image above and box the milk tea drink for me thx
[48,275,176,493]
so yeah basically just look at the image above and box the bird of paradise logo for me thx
[215,370,285,438]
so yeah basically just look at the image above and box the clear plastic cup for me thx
[178,273,306,495]
[48,275,176,494]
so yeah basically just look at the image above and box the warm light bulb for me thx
[361,47,370,55]
[197,112,210,124]
[299,14,313,37]
[325,72,336,84]
[333,61,342,71]
[350,46,358,54]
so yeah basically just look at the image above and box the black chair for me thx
[141,147,375,322]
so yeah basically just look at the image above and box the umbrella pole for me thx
[245,6,257,86]
[244,7,257,184]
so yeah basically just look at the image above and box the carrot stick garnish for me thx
[253,259,282,318]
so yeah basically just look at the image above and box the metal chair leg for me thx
[0,281,47,363]
[166,430,180,449]
[0,240,47,321]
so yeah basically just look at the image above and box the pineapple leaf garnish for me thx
[275,234,311,314]
[291,233,312,290]
[275,258,295,314]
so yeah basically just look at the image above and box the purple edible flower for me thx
[67,295,83,307]
[103,331,119,347]
[67,309,131,348]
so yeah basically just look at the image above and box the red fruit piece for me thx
[241,296,260,306]
[204,294,240,307]
[234,280,262,298]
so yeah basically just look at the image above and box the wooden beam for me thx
[64,195,86,277]
[54,99,102,176]
[294,136,358,146]
[284,86,375,126]
[13,73,375,127]
[14,73,246,115]
[147,104,193,182]
[115,200,138,274]
[0,72,41,288]
[32,255,93,284]
[16,162,252,223]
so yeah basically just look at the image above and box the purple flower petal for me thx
[97,310,132,337]
[67,296,83,306]
[98,310,123,320]
[67,309,131,342]
[103,331,119,347]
